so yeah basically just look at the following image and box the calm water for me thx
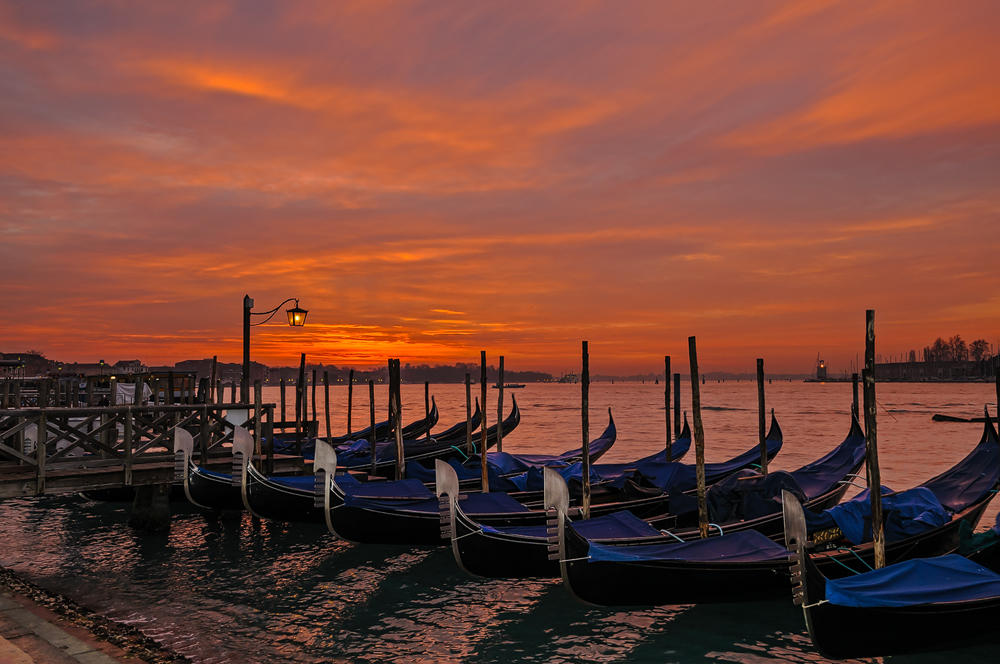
[1,381,998,663]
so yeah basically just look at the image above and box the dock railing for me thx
[0,403,276,497]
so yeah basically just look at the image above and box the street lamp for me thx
[243,295,308,403]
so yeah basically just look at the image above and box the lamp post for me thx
[242,295,308,404]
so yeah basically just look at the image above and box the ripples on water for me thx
[1,382,998,663]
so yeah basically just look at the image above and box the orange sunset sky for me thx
[1,1,998,376]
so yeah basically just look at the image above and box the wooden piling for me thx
[296,353,305,456]
[757,358,768,475]
[497,356,505,454]
[673,372,681,439]
[265,403,274,474]
[167,372,175,406]
[254,380,263,463]
[581,341,591,519]
[391,359,405,481]
[279,377,286,424]
[53,378,60,408]
[324,371,331,442]
[210,356,217,404]
[664,356,671,458]
[465,373,473,455]
[863,310,886,569]
[369,379,377,476]
[199,403,210,466]
[347,369,355,435]
[688,336,709,539]
[480,351,489,493]
[311,369,318,434]
[1,379,8,409]
[424,381,430,421]
[231,380,238,405]
[134,377,143,406]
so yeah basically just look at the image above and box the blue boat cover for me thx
[826,555,1000,608]
[342,478,434,501]
[480,509,661,539]
[461,492,534,515]
[585,529,788,563]
[805,486,949,545]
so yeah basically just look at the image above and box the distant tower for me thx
[816,355,827,381]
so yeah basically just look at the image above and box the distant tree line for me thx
[921,335,992,362]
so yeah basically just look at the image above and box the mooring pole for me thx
[480,351,489,493]
[688,336,709,539]
[254,380,263,463]
[465,373,473,455]
[368,379,377,477]
[295,353,305,456]
[673,372,681,440]
[347,368,354,435]
[852,372,860,426]
[863,310,886,569]
[424,381,430,421]
[497,356,505,454]
[757,358,768,475]
[664,355,671,458]
[311,369,317,437]
[210,356,217,405]
[392,359,405,481]
[323,371,331,442]
[582,341,591,519]
[280,378,286,425]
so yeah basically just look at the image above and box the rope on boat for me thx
[833,548,874,573]
[709,523,724,536]
[803,599,829,609]
[562,556,590,563]
[659,530,685,543]
[449,446,470,461]
[453,528,484,541]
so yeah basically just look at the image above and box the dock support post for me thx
[480,351,489,493]
[210,356,217,404]
[688,336,709,539]
[497,357,504,454]
[311,369,317,437]
[324,371,331,442]
[368,379,377,476]
[129,483,171,532]
[664,356,671,458]
[254,380,263,466]
[581,342,591,519]
[465,373,473,455]
[347,369,354,435]
[673,372,681,440]
[391,359,404,481]
[852,372,860,425]
[757,358,768,475]
[864,310,886,569]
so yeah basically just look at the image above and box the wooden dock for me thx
[0,403,302,499]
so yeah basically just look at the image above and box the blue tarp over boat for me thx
[587,529,789,563]
[481,510,662,539]
[826,555,1000,608]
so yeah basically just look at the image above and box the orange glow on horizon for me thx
[1,2,998,376]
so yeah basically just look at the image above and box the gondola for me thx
[442,413,783,578]
[554,414,998,607]
[272,398,440,457]
[786,444,1000,658]
[318,410,616,544]
[239,399,521,524]
[175,401,486,514]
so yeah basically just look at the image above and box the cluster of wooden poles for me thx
[572,310,890,567]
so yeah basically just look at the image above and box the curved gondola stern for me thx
[544,466,588,603]
[174,427,205,508]
[314,439,339,538]
[766,408,782,442]
[436,459,472,575]
[982,405,998,446]
[783,489,819,646]
[232,426,264,519]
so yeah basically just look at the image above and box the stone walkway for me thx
[0,592,128,664]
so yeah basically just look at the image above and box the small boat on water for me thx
[442,414,783,579]
[493,383,526,389]
[785,416,1000,658]
[550,412,998,607]
[318,410,617,544]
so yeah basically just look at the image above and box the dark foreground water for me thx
[1,381,998,663]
